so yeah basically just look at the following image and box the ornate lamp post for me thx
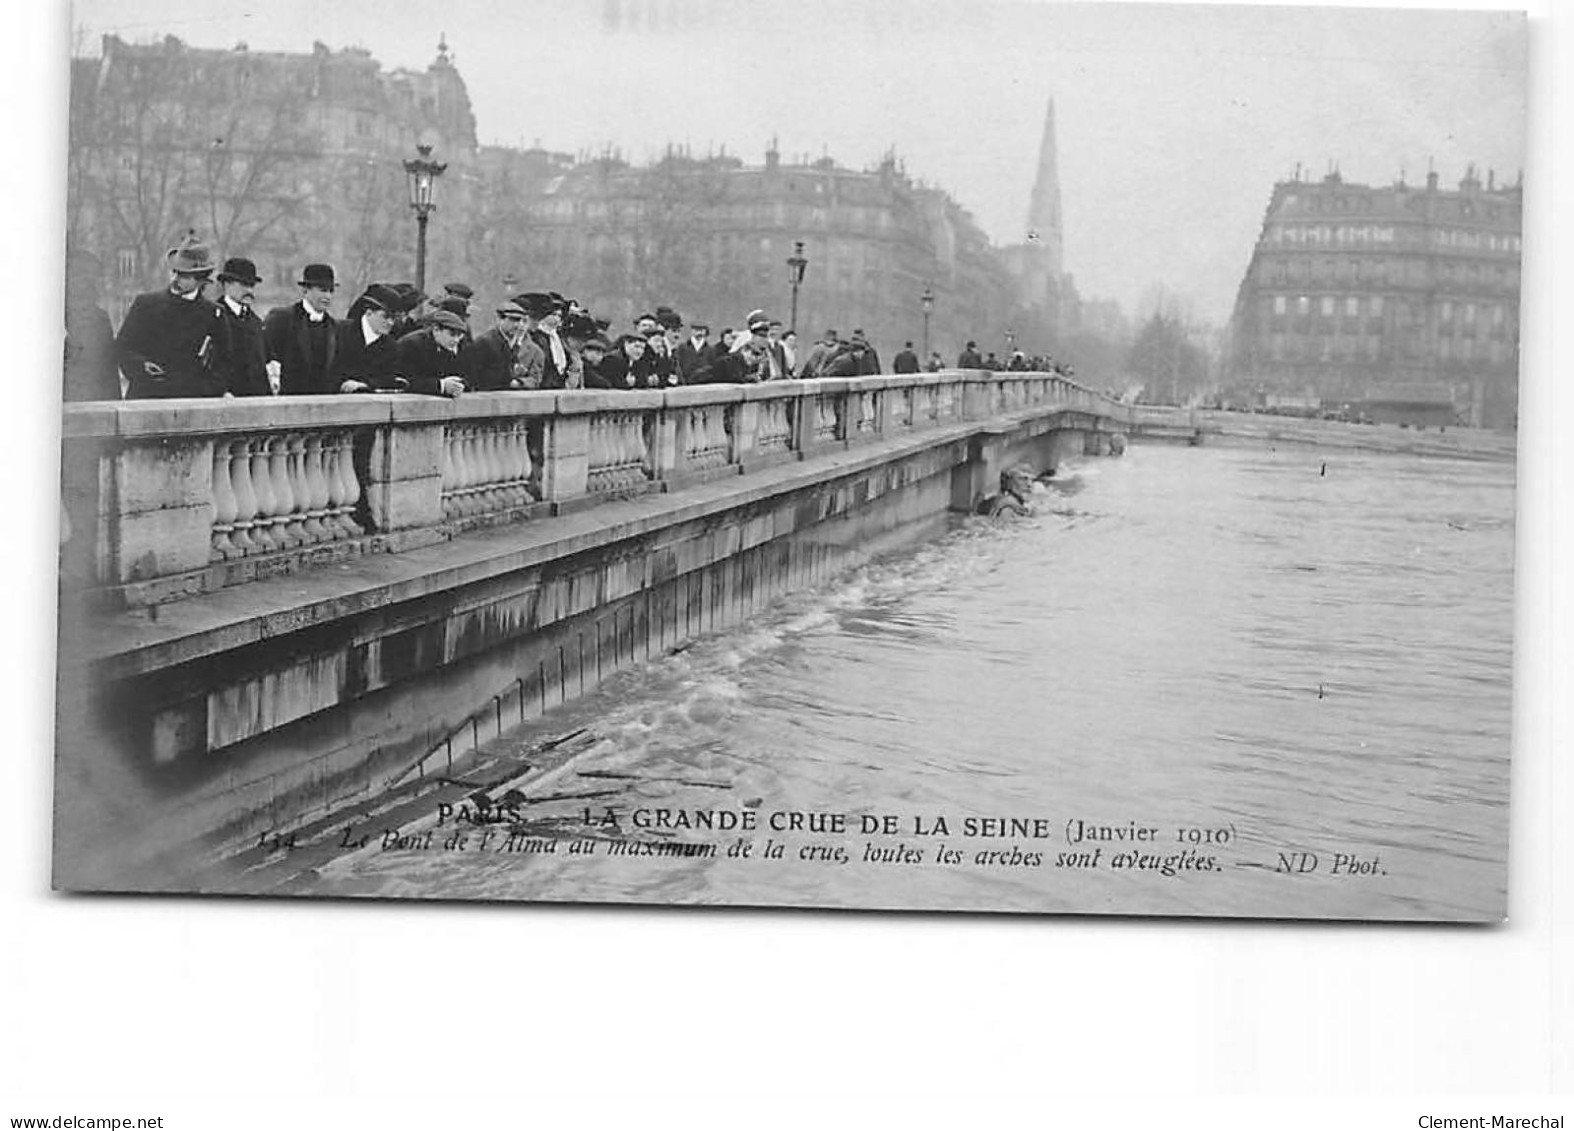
[1004,326,1016,357]
[920,282,935,361]
[786,240,808,334]
[403,143,447,295]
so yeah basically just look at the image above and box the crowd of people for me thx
[63,235,1071,402]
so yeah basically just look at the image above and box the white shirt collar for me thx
[302,297,326,322]
[361,314,384,345]
[224,295,247,317]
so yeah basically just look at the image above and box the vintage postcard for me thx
[54,0,1526,921]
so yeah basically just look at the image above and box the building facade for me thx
[1224,167,1522,427]
[68,33,1047,367]
[68,34,478,322]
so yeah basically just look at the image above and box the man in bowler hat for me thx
[215,257,272,396]
[264,263,338,395]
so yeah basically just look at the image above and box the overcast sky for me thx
[67,0,1526,324]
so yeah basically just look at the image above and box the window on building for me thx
[1345,296,1359,317]
[1273,295,1287,316]
[117,249,137,279]
[1370,295,1384,316]
[1320,296,1335,317]
[1441,300,1453,321]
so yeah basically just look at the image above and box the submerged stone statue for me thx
[977,464,1039,517]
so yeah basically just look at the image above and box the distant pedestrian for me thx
[957,340,983,368]
[800,328,839,378]
[892,341,920,374]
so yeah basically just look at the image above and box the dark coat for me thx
[466,326,530,391]
[63,302,121,402]
[115,288,230,399]
[855,346,882,376]
[958,347,984,368]
[263,301,338,395]
[391,328,470,396]
[329,320,402,392]
[674,339,710,383]
[819,343,864,378]
[892,348,921,374]
[218,300,272,396]
[698,349,767,384]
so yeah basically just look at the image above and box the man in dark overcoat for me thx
[215,257,271,396]
[263,263,338,395]
[389,310,469,397]
[115,235,231,399]
[467,300,536,391]
[330,284,405,393]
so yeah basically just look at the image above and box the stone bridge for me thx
[55,371,1135,887]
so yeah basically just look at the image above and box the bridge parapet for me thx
[60,370,1122,610]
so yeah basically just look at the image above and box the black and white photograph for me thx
[48,0,1528,922]
[8,0,1571,1121]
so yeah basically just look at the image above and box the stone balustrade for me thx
[59,370,1125,609]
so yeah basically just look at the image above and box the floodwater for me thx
[314,441,1516,921]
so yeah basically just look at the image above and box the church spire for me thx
[1025,96,1064,276]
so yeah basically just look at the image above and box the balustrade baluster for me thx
[264,436,295,549]
[300,434,330,542]
[507,421,529,505]
[452,425,475,514]
[281,434,310,547]
[227,439,259,555]
[248,437,279,552]
[210,442,238,560]
[484,424,504,504]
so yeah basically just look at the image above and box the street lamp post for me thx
[786,240,808,334]
[920,282,935,362]
[1004,326,1016,359]
[403,143,447,296]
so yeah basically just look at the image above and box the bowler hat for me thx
[298,263,336,290]
[217,256,262,285]
[435,296,470,318]
[495,300,526,318]
[655,306,684,330]
[443,282,474,300]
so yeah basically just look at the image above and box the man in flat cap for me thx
[216,257,272,396]
[391,309,469,397]
[264,262,337,395]
[115,232,231,399]
[468,300,542,391]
